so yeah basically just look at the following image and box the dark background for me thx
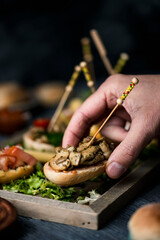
[0,0,160,87]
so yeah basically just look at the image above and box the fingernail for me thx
[107,162,126,178]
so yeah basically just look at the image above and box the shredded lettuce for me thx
[2,164,105,203]
[45,132,63,146]
[77,190,101,204]
[2,139,159,203]
[2,164,77,201]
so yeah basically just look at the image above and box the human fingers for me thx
[62,88,109,147]
[101,116,128,142]
[106,116,154,179]
[63,73,140,148]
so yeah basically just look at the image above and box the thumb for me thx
[106,117,153,179]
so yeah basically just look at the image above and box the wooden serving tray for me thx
[0,134,160,230]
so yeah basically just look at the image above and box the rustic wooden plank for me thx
[0,190,97,229]
[0,134,160,230]
[1,157,159,229]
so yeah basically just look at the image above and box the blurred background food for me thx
[34,81,65,106]
[0,82,30,110]
[0,0,159,137]
[0,108,31,134]
[128,203,160,240]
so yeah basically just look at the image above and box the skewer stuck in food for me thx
[87,77,139,147]
[44,77,139,186]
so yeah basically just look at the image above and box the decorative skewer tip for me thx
[87,81,94,87]
[90,29,97,34]
[80,61,87,68]
[132,77,139,85]
[116,98,123,105]
[81,37,90,44]
[120,53,129,60]
[74,65,81,72]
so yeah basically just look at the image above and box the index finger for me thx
[62,87,109,147]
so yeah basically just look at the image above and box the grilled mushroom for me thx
[69,151,81,166]
[67,146,75,152]
[77,142,89,152]
[55,148,69,158]
[99,141,112,159]
[82,136,92,143]
[50,157,70,171]
[82,152,105,165]
[49,136,114,171]
[80,146,99,164]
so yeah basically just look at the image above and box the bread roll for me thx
[0,165,34,184]
[23,131,56,153]
[44,160,107,186]
[128,203,160,240]
[35,82,65,106]
[0,82,29,109]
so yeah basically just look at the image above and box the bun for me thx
[128,203,160,240]
[43,136,114,186]
[43,160,107,186]
[35,82,65,106]
[0,165,34,184]
[23,131,56,153]
[24,149,54,163]
[0,82,29,109]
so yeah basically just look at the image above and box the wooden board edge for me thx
[0,190,98,230]
[1,134,160,230]
[90,157,160,229]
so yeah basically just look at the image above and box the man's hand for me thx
[63,74,160,179]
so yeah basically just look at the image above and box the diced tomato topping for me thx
[0,155,17,171]
[33,118,50,129]
[1,145,37,171]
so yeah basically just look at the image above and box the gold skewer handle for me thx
[114,53,129,73]
[80,61,95,93]
[48,66,81,132]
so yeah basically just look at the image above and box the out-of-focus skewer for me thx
[113,53,129,73]
[80,61,95,93]
[90,29,115,75]
[48,66,81,132]
[87,77,139,147]
[81,37,96,82]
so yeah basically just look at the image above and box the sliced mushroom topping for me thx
[35,135,48,143]
[50,157,70,170]
[94,137,105,143]
[55,146,63,152]
[82,152,105,165]
[67,146,75,152]
[55,148,69,159]
[82,136,92,143]
[77,142,89,152]
[103,150,112,159]
[99,141,110,153]
[109,142,116,150]
[69,151,81,166]
[49,135,114,171]
[30,127,45,140]
[80,146,99,163]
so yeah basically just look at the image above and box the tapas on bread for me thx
[0,145,37,184]
[44,136,115,186]
[23,118,63,162]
